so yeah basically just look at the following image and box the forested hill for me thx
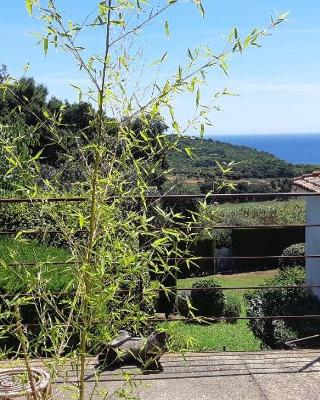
[167,135,317,180]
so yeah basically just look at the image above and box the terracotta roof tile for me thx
[293,171,320,193]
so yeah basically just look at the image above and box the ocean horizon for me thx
[207,133,320,165]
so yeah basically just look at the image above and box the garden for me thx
[0,0,305,398]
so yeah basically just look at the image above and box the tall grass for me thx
[208,199,305,226]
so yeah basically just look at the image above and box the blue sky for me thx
[1,0,320,135]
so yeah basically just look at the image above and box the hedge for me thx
[191,278,225,318]
[232,227,304,271]
[279,243,305,270]
[245,267,320,348]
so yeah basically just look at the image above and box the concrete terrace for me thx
[19,349,320,399]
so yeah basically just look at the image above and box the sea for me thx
[209,133,320,165]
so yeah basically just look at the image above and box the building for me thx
[292,171,320,193]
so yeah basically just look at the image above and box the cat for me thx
[97,330,169,373]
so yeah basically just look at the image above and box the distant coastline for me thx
[208,133,320,165]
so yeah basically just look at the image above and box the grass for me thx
[0,237,277,351]
[164,270,278,352]
[0,237,73,292]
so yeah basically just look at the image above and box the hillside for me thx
[165,135,319,193]
[167,135,317,181]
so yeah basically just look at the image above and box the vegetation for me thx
[166,319,261,352]
[0,1,289,399]
[191,278,225,317]
[0,1,293,398]
[0,237,72,292]
[165,271,276,351]
[245,267,320,348]
[206,199,305,226]
[1,75,317,197]
[167,135,318,193]
[198,200,305,269]
[279,243,305,270]
[223,294,241,323]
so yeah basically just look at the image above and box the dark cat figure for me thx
[97,330,169,373]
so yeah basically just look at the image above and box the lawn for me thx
[0,237,73,292]
[164,270,277,352]
[0,236,277,351]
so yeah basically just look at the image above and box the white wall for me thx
[306,196,320,298]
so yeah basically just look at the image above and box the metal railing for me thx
[0,192,319,337]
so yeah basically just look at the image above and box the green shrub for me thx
[0,201,87,250]
[224,295,241,323]
[175,290,191,317]
[245,267,320,348]
[191,278,225,318]
[155,273,177,318]
[279,243,305,270]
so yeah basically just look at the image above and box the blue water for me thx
[210,133,320,165]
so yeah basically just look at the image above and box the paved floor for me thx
[2,350,320,399]
[50,350,320,399]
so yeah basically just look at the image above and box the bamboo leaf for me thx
[200,123,205,138]
[196,88,200,107]
[184,147,193,157]
[25,0,33,16]
[164,21,170,37]
[43,37,49,57]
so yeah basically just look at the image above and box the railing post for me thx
[306,196,320,298]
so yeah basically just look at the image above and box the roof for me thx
[293,171,320,193]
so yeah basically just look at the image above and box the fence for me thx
[0,192,320,347]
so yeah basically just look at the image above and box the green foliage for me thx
[0,0,289,397]
[0,201,84,249]
[170,271,276,351]
[245,267,320,348]
[155,273,177,318]
[200,200,305,261]
[0,237,72,293]
[203,199,305,228]
[191,278,225,317]
[167,135,318,190]
[164,319,261,352]
[224,294,241,323]
[279,243,305,270]
[175,290,191,317]
[0,72,170,191]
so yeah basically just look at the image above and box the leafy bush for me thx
[245,267,320,348]
[191,278,225,318]
[175,290,191,317]
[224,295,241,323]
[279,243,305,270]
[155,273,177,318]
[0,201,86,250]
[203,200,305,227]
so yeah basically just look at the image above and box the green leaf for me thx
[187,48,193,60]
[78,213,85,229]
[153,237,168,247]
[200,123,205,138]
[220,60,229,76]
[43,37,49,57]
[278,11,290,21]
[161,51,168,63]
[194,0,205,18]
[25,0,33,16]
[164,21,170,37]
[196,88,200,107]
